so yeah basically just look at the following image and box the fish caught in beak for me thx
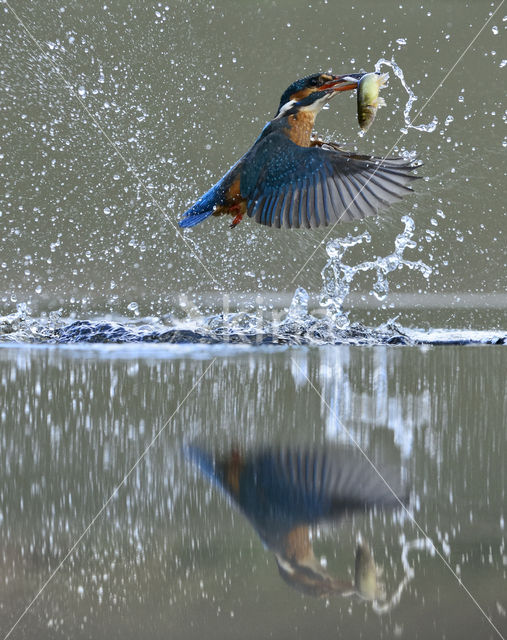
[320,73,366,93]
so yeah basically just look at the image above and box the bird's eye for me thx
[310,77,319,86]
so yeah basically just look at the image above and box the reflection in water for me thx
[373,537,435,615]
[354,541,385,601]
[0,347,505,638]
[188,444,407,603]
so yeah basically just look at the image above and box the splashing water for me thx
[375,57,438,134]
[2,219,505,346]
[319,215,432,329]
[0,302,65,343]
[372,537,436,615]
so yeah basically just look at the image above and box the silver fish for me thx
[354,542,385,601]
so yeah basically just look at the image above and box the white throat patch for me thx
[275,99,297,118]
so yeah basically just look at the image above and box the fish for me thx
[354,542,385,601]
[357,72,389,131]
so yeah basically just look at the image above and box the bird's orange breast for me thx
[282,525,313,563]
[286,112,316,147]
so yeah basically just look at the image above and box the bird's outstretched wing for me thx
[242,133,421,229]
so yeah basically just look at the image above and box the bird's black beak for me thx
[321,73,366,93]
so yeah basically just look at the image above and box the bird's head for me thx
[276,72,364,116]
[275,88,345,120]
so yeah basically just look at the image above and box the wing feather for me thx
[349,174,379,216]
[244,132,421,229]
[341,176,366,220]
[291,182,302,229]
[348,174,378,218]
[250,194,264,223]
[282,185,295,229]
[313,174,325,228]
[264,193,278,226]
[305,179,315,229]
[298,181,307,229]
[272,190,285,229]
[320,170,332,225]
[333,176,355,222]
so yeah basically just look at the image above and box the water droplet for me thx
[77,86,86,97]
[374,57,437,132]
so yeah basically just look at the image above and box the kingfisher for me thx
[179,72,420,230]
[187,444,406,598]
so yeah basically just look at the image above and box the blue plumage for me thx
[187,445,407,544]
[178,84,420,230]
[179,178,225,227]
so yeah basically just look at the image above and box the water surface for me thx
[1,345,506,639]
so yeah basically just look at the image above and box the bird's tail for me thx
[179,210,214,227]
[178,182,222,228]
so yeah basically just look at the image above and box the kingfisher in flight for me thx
[179,72,420,230]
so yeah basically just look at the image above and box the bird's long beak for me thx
[321,73,365,92]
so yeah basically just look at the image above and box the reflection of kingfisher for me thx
[179,73,420,230]
[187,444,407,598]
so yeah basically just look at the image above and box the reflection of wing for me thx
[188,445,407,541]
[188,445,407,599]
[242,132,420,229]
[249,447,405,527]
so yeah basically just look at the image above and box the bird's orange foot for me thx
[230,213,243,228]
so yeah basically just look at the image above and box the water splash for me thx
[0,303,65,343]
[375,57,438,134]
[372,537,435,615]
[2,221,506,346]
[319,216,432,329]
[320,231,372,328]
[284,286,310,322]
